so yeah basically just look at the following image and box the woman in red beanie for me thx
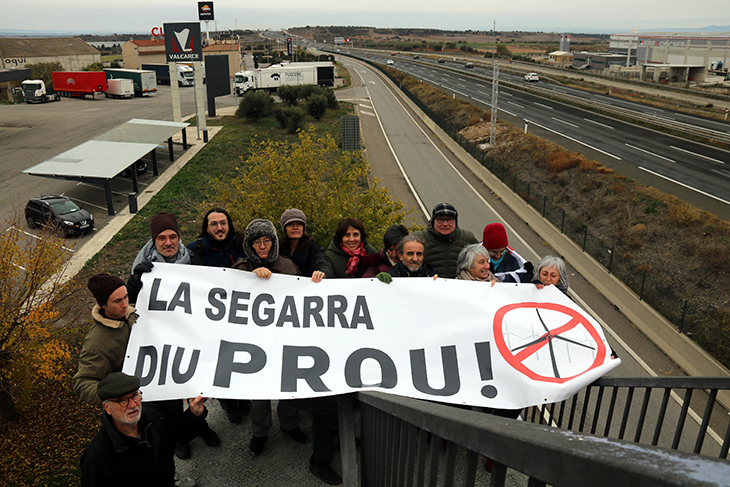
[481,223,533,283]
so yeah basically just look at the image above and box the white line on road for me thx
[584,118,615,130]
[534,102,553,109]
[476,83,486,87]
[639,166,730,206]
[478,91,491,96]
[625,143,676,163]
[551,117,579,128]
[526,119,622,160]
[457,83,466,87]
[670,146,725,164]
[502,92,512,96]
[359,110,376,117]
[508,101,524,108]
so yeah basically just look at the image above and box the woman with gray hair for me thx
[455,243,497,284]
[533,255,570,294]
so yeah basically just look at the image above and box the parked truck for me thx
[234,62,335,95]
[51,71,107,98]
[104,68,157,95]
[105,78,134,98]
[141,63,195,87]
[21,80,60,103]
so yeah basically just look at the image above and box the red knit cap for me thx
[482,223,509,249]
[150,212,180,240]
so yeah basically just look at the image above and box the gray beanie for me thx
[243,219,279,266]
[280,208,307,233]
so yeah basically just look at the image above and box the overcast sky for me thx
[2,0,729,35]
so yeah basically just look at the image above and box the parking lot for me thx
[0,84,239,251]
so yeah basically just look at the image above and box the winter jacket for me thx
[127,239,203,303]
[233,219,300,276]
[80,402,207,487]
[414,226,478,279]
[491,247,533,283]
[388,261,436,278]
[72,306,138,406]
[187,232,245,268]
[325,238,378,278]
[279,238,334,278]
[362,247,395,278]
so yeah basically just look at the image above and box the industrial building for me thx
[0,37,101,71]
[122,38,240,77]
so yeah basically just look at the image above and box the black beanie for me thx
[88,273,126,306]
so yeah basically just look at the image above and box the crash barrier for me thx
[350,389,730,487]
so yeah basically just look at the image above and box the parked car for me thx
[524,72,540,82]
[25,195,94,235]
[121,160,148,177]
[387,60,394,65]
[438,58,446,63]
[465,62,474,68]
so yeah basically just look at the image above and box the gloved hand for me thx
[133,261,154,276]
[376,272,392,284]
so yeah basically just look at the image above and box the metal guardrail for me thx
[352,386,730,487]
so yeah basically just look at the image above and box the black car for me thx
[121,160,148,177]
[25,195,95,235]
[438,58,446,63]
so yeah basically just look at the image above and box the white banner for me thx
[123,263,620,408]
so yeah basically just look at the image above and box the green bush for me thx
[277,85,302,105]
[306,94,329,120]
[273,106,306,133]
[236,91,274,121]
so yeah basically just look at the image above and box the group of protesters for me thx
[73,202,571,487]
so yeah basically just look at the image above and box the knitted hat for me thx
[98,372,140,402]
[482,223,509,249]
[88,273,126,306]
[243,219,279,266]
[150,212,180,240]
[431,203,458,224]
[280,208,307,233]
[383,224,409,249]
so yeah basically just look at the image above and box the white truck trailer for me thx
[234,62,335,95]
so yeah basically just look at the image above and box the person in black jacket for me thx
[81,373,208,487]
[481,222,534,283]
[278,208,334,282]
[377,235,437,282]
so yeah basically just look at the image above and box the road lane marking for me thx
[639,166,730,206]
[526,119,621,160]
[670,146,725,164]
[625,143,676,163]
[534,102,553,110]
[584,118,614,129]
[508,101,524,108]
[551,117,579,128]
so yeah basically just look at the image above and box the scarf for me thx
[341,243,366,277]
[456,269,496,282]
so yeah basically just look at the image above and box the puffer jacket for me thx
[233,219,299,276]
[325,238,378,278]
[414,226,478,279]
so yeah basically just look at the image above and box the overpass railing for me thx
[347,379,730,487]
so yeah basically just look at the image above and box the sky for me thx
[1,0,729,35]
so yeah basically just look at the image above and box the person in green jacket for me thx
[414,203,478,279]
[324,217,378,278]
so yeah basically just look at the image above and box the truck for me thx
[104,68,157,96]
[21,80,60,103]
[51,71,107,98]
[141,63,195,87]
[234,62,335,95]
[105,78,134,98]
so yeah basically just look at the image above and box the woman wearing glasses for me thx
[481,222,534,283]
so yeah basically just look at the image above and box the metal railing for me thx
[349,385,730,487]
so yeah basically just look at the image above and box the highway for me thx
[345,50,730,222]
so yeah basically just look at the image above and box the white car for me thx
[524,72,539,82]
[387,60,394,65]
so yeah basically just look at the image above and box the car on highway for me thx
[387,60,394,65]
[391,52,397,56]
[438,58,445,63]
[25,195,94,235]
[465,62,474,68]
[413,55,420,60]
[524,72,540,82]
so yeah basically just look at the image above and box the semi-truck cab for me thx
[21,80,60,103]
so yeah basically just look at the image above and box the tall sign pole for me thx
[490,20,498,147]
[198,2,214,44]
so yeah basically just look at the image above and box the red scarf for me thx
[341,243,366,277]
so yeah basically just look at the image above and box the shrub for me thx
[306,94,329,121]
[278,85,302,106]
[272,106,306,133]
[547,149,581,173]
[667,203,700,227]
[236,91,274,121]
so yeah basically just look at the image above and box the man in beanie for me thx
[481,222,533,283]
[126,211,218,459]
[80,372,208,487]
[279,208,333,282]
[73,274,136,406]
[233,219,308,456]
[414,203,478,279]
[186,208,251,424]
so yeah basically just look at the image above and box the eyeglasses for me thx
[209,220,228,228]
[110,390,142,408]
[488,248,507,257]
[155,234,179,243]
[434,218,455,225]
[252,238,272,248]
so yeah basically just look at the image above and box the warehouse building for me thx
[0,37,100,71]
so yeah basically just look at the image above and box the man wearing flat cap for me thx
[80,372,208,487]
[73,273,137,406]
[414,202,478,279]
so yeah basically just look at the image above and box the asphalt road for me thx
[351,52,730,222]
[0,84,239,243]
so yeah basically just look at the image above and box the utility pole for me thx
[490,20,498,147]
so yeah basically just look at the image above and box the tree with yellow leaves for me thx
[207,128,410,247]
[0,218,76,423]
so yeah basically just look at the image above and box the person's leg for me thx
[309,413,341,484]
[249,399,272,456]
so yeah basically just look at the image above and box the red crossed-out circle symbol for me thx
[493,302,606,383]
